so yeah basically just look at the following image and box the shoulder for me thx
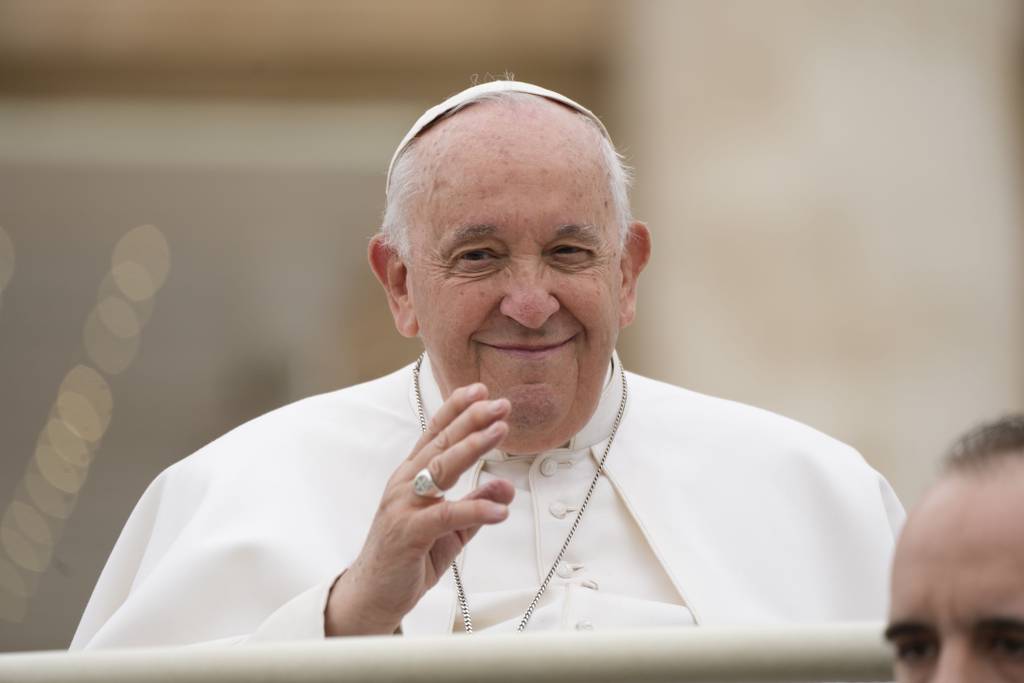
[618,370,904,550]
[163,363,419,488]
[624,370,870,474]
[616,372,902,623]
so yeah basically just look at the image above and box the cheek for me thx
[561,276,621,336]
[432,284,498,339]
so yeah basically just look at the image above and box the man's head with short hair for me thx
[368,80,651,455]
[886,415,1024,682]
[944,414,1024,474]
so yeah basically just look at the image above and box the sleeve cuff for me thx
[247,577,337,642]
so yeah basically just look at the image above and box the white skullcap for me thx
[385,80,611,197]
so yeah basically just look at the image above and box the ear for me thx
[618,221,652,328]
[368,234,419,337]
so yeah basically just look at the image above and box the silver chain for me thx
[413,353,628,633]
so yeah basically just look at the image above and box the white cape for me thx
[72,362,904,648]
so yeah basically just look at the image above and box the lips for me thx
[478,336,575,359]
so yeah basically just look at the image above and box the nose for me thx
[499,269,559,330]
[931,642,980,683]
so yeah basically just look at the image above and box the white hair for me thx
[381,91,634,260]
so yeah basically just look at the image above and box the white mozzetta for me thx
[72,355,903,648]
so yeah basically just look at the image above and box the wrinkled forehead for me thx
[405,101,615,236]
[417,96,606,172]
[386,80,611,197]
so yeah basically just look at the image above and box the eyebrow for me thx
[449,223,497,243]
[554,223,603,246]
[884,621,935,641]
[437,223,498,256]
[438,222,603,255]
[976,617,1024,632]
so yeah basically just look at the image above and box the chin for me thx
[501,384,575,454]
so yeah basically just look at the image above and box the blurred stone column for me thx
[611,0,1024,504]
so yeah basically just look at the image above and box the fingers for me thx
[404,390,511,491]
[421,397,510,470]
[464,478,516,506]
[410,497,510,542]
[445,479,517,547]
[420,418,509,492]
[408,383,489,459]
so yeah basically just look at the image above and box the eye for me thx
[450,248,502,274]
[459,249,494,262]
[985,634,1024,659]
[549,244,593,264]
[891,636,939,665]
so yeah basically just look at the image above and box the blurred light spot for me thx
[0,525,50,573]
[97,295,141,339]
[60,365,113,419]
[112,225,170,300]
[24,471,76,520]
[6,501,52,547]
[35,443,87,494]
[112,261,157,303]
[0,557,29,598]
[57,392,106,444]
[58,365,112,438]
[46,418,93,468]
[0,226,170,622]
[84,308,140,375]
[99,272,155,327]
[0,225,13,293]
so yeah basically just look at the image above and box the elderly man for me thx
[73,81,903,647]
[886,416,1024,682]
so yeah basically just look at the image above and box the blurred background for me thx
[0,0,1021,652]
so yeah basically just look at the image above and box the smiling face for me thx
[370,97,650,454]
[887,460,1024,683]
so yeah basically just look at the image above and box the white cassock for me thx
[71,353,904,648]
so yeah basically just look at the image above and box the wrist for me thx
[324,569,402,637]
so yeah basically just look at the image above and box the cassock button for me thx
[549,501,568,518]
[539,459,558,477]
[575,620,594,631]
[556,562,573,579]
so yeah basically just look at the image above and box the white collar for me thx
[409,351,625,459]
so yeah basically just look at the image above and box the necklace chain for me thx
[412,354,629,633]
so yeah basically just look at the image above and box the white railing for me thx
[0,622,893,683]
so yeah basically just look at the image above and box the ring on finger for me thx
[412,467,445,498]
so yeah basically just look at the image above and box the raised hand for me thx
[325,383,514,636]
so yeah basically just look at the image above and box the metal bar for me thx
[0,622,893,683]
